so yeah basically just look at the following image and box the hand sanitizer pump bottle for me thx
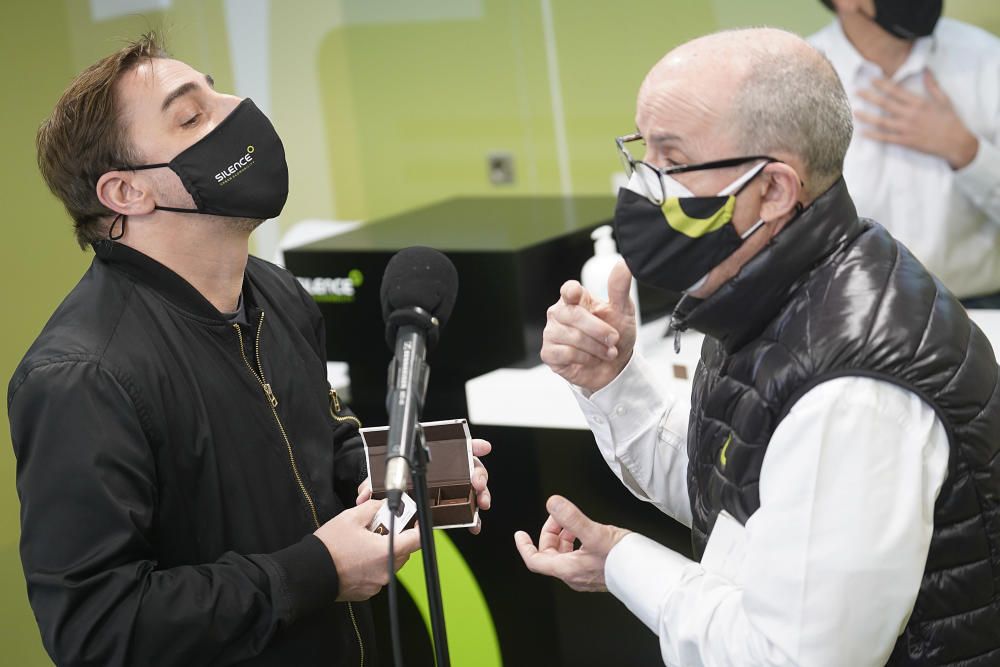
[581,225,641,335]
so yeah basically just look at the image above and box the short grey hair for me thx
[728,40,854,198]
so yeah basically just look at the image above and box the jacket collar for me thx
[670,177,865,353]
[93,240,256,323]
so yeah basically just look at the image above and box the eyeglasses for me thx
[615,132,776,205]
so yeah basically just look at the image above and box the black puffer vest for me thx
[671,178,1000,665]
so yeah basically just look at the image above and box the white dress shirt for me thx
[573,352,949,667]
[808,18,1000,299]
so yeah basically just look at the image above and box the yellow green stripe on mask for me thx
[662,195,736,238]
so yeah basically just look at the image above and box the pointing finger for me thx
[607,259,634,314]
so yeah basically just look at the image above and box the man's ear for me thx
[759,163,803,234]
[96,171,155,216]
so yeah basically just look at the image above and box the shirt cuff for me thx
[260,534,340,623]
[605,532,693,634]
[571,353,672,445]
[953,134,1000,204]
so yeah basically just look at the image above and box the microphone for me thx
[380,247,458,512]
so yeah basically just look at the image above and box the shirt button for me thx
[592,415,604,425]
[615,405,627,417]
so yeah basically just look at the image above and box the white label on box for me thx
[369,493,417,535]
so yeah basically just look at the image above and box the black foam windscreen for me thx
[380,246,459,349]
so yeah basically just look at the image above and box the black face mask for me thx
[118,98,289,220]
[612,161,770,294]
[873,0,942,40]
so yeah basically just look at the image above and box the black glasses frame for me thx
[615,132,777,203]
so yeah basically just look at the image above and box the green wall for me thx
[2,1,998,664]
[1,3,83,664]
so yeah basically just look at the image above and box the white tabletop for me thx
[465,309,1000,430]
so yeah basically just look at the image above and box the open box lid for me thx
[361,419,474,492]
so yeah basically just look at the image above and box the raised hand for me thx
[514,495,630,592]
[540,259,638,393]
[855,69,979,169]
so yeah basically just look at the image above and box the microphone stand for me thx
[408,426,450,667]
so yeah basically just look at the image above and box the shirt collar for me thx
[827,20,867,82]
[828,19,937,83]
[894,33,936,81]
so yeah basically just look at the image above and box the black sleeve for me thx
[331,403,369,504]
[8,361,340,667]
[324,344,370,503]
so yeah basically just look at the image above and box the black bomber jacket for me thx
[8,241,375,666]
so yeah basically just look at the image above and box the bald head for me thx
[637,28,853,199]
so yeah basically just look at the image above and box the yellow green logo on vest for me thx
[720,433,732,468]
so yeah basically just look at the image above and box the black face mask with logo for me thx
[117,98,289,221]
[873,0,942,40]
[612,160,772,294]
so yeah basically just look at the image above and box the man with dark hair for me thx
[10,34,491,666]
[35,35,167,249]
[811,0,1000,307]
[518,27,1000,666]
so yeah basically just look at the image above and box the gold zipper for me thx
[329,389,363,429]
[348,601,364,667]
[234,313,320,528]
[234,312,365,666]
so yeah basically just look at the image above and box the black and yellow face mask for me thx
[613,160,770,293]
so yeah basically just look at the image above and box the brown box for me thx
[361,419,478,529]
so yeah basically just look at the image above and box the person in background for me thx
[8,33,491,666]
[516,27,1000,666]
[811,0,1000,307]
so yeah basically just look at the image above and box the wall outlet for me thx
[487,152,515,185]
